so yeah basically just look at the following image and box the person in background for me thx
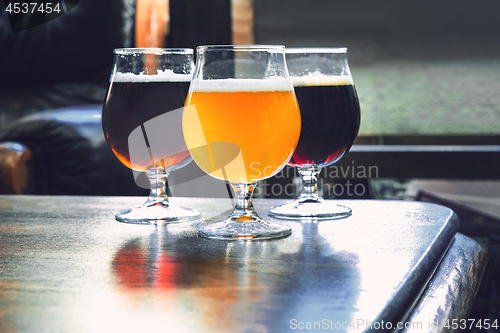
[0,0,135,129]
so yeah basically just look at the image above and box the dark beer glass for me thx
[102,48,200,223]
[269,48,361,219]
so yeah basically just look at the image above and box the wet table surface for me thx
[0,195,488,333]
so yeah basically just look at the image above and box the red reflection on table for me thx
[112,241,181,292]
[111,238,269,331]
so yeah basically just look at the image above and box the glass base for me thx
[198,210,291,240]
[268,197,351,220]
[115,198,201,224]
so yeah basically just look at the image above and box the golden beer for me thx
[183,79,301,183]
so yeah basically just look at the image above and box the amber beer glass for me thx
[269,48,361,219]
[102,48,200,223]
[183,45,301,240]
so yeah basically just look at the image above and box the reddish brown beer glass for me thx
[102,48,200,223]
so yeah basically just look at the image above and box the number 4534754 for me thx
[5,2,62,14]
[444,319,498,330]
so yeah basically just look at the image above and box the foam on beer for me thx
[190,78,294,92]
[291,72,352,86]
[112,69,192,82]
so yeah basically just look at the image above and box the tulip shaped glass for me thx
[269,48,361,220]
[102,48,201,223]
[183,45,301,240]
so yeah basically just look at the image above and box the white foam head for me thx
[112,69,192,82]
[190,78,294,92]
[291,71,352,86]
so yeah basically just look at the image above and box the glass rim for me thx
[197,44,286,52]
[113,48,194,55]
[285,47,348,54]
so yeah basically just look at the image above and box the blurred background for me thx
[255,0,500,138]
[172,0,500,137]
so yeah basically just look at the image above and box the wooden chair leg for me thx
[135,0,169,48]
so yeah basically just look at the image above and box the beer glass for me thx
[183,45,301,240]
[269,48,361,219]
[102,48,200,223]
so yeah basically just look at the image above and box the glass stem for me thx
[297,166,323,202]
[146,167,169,204]
[230,182,258,218]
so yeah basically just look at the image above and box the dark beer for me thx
[102,73,191,171]
[289,77,360,168]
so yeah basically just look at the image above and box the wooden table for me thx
[0,195,488,332]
